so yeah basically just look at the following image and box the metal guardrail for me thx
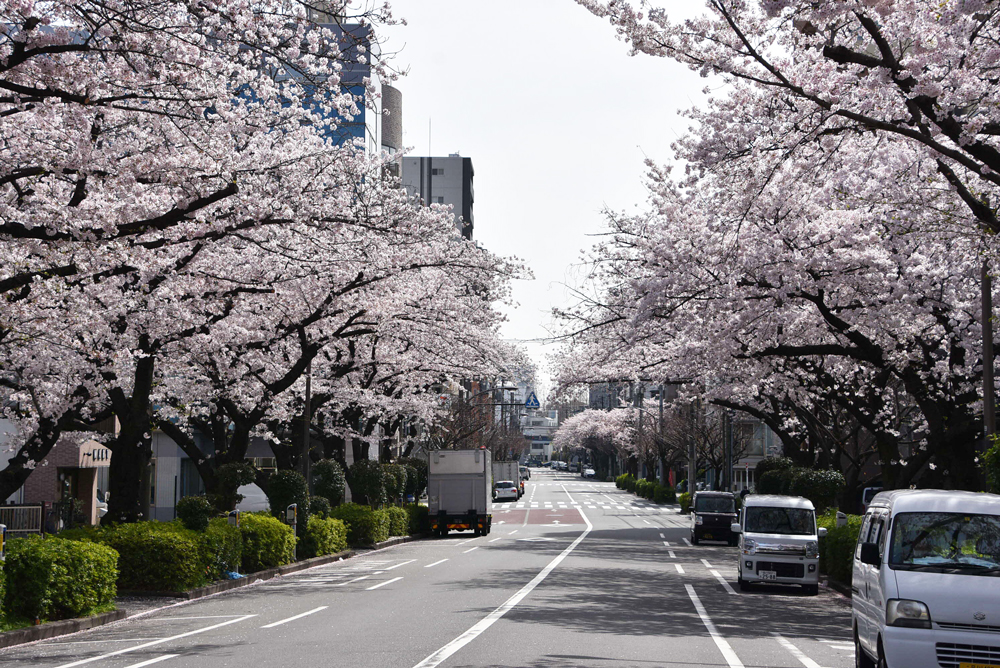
[0,504,43,535]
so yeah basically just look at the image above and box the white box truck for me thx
[427,449,493,537]
[492,461,521,499]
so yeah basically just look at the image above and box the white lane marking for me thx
[464,547,479,553]
[682,538,692,546]
[509,529,518,534]
[496,521,506,525]
[659,533,665,538]
[701,559,714,568]
[366,576,403,590]
[122,656,178,668]
[455,538,476,546]
[425,559,449,568]
[385,559,417,571]
[642,519,652,525]
[148,616,245,621]
[601,505,611,509]
[686,585,745,668]
[710,569,739,596]
[52,615,256,668]
[489,537,502,543]
[669,550,677,558]
[334,575,370,586]
[663,541,671,547]
[771,632,825,668]
[50,639,167,645]
[412,507,593,668]
[261,606,328,629]
[675,564,685,574]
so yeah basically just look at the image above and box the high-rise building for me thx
[401,155,475,239]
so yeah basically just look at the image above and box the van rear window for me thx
[695,496,735,513]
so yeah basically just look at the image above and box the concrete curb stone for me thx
[0,610,128,650]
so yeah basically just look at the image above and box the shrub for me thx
[818,510,864,588]
[266,470,310,532]
[312,459,347,506]
[300,516,348,558]
[755,456,795,478]
[99,522,204,592]
[176,495,215,531]
[404,504,430,534]
[653,484,676,504]
[382,463,407,503]
[756,469,787,495]
[401,464,419,499]
[309,496,331,519]
[348,459,386,507]
[397,457,428,498]
[981,435,1000,493]
[209,461,257,512]
[385,506,409,537]
[239,513,296,573]
[329,503,390,545]
[3,536,118,621]
[788,468,845,513]
[197,519,243,580]
[679,492,692,514]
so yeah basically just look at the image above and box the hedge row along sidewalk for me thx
[0,504,432,649]
[614,473,678,505]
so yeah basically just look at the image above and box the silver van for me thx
[853,489,1000,668]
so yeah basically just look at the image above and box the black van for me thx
[691,491,738,546]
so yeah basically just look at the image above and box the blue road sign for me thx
[525,392,540,409]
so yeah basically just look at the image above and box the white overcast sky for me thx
[380,1,708,399]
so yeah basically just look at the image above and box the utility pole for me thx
[302,359,312,484]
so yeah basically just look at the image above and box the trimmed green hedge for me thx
[4,536,118,620]
[98,522,204,592]
[239,513,295,573]
[176,495,214,531]
[653,484,677,504]
[818,510,864,588]
[300,517,348,558]
[198,519,242,580]
[758,467,845,512]
[679,492,692,514]
[405,504,430,535]
[328,503,390,545]
[386,506,409,537]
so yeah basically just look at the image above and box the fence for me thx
[0,504,44,536]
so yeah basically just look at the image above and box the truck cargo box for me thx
[427,449,493,536]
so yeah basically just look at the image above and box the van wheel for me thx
[691,533,699,546]
[855,629,875,668]
[803,584,819,596]
[737,576,749,592]
[876,639,888,668]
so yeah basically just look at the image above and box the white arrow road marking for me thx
[366,577,403,590]
[262,606,328,628]
[414,508,593,668]
[771,632,826,668]
[53,616,256,668]
[686,585,744,668]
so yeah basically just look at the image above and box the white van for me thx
[732,495,826,595]
[852,489,1000,668]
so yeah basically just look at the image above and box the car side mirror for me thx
[859,541,880,566]
[730,523,742,534]
[818,527,828,538]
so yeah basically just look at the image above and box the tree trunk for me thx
[106,353,155,523]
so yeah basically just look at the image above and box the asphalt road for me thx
[1,469,855,668]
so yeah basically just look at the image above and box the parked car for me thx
[493,480,519,502]
[732,494,825,595]
[852,489,1000,668]
[584,468,596,478]
[568,462,580,473]
[691,491,738,546]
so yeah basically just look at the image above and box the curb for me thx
[0,610,127,650]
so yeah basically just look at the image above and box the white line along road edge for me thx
[412,507,593,668]
[685,585,745,668]
[770,632,825,668]
[54,615,256,668]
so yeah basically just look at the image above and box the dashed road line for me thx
[686,585,744,668]
[701,559,713,568]
[335,575,370,586]
[771,632,824,668]
[463,547,479,553]
[425,559,448,568]
[385,560,417,571]
[710,569,738,596]
[366,577,403,591]
[261,606,328,628]
[675,564,685,574]
[682,538,692,546]
[122,656,178,668]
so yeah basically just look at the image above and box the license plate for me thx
[960,664,1000,668]
[703,533,713,539]
[759,570,777,581]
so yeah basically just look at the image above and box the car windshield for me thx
[496,482,514,488]
[744,507,815,535]
[889,512,1000,572]
[695,496,735,513]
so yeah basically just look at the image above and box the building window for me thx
[433,196,445,204]
[431,168,444,176]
